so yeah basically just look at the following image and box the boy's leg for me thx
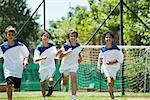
[6,77,16,100]
[61,74,69,92]
[41,81,46,97]
[48,77,53,85]
[70,72,77,99]
[46,77,53,96]
[46,67,56,96]
[7,83,13,100]
[107,77,115,99]
[62,75,69,85]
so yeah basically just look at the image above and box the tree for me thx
[49,0,120,46]
[48,0,150,46]
[0,0,40,45]
[123,0,150,45]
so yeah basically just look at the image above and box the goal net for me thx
[76,45,150,92]
[0,45,149,92]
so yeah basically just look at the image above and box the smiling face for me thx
[41,32,50,43]
[68,32,78,45]
[5,26,16,42]
[104,33,114,45]
[6,31,16,42]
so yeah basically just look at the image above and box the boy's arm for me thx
[56,49,63,57]
[78,52,82,64]
[97,57,102,70]
[22,45,29,68]
[23,57,29,68]
[60,48,72,58]
[33,49,47,63]
[0,47,3,58]
[106,49,124,65]
[34,56,47,63]
[106,60,118,65]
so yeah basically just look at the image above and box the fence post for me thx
[120,0,125,96]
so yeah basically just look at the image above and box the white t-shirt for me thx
[99,44,124,71]
[0,40,29,79]
[60,42,82,72]
[34,43,57,72]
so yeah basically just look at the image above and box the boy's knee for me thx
[48,78,54,85]
[62,75,69,85]
[108,82,111,86]
[62,79,68,85]
[41,81,46,87]
[7,84,12,88]
[49,77,53,82]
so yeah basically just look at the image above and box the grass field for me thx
[0,91,150,100]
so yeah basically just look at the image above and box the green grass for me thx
[0,91,150,100]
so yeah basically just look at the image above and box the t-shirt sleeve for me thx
[33,48,40,63]
[0,47,3,58]
[98,50,103,59]
[78,45,83,53]
[73,46,82,54]
[34,49,40,58]
[117,48,124,63]
[61,45,65,52]
[52,46,57,57]
[22,45,29,58]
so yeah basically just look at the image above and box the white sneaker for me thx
[43,97,46,100]
[72,95,76,100]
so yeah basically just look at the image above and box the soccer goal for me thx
[76,45,150,92]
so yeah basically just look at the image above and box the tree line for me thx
[0,0,150,48]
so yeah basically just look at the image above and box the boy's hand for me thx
[106,60,118,65]
[41,56,47,60]
[56,49,63,57]
[33,56,47,63]
[97,64,101,70]
[67,48,72,53]
[78,53,82,64]
[78,57,82,64]
[23,58,28,68]
[56,49,63,59]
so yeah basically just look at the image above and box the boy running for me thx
[0,26,29,100]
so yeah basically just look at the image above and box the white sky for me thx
[27,0,89,29]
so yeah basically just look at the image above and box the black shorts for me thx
[6,76,21,89]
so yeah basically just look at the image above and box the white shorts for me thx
[39,67,56,82]
[103,67,119,80]
[59,65,78,77]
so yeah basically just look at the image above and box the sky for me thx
[27,0,89,29]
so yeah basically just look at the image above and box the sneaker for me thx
[46,86,53,96]
[72,95,76,100]
[72,97,76,100]
[43,96,46,100]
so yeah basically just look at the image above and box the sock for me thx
[48,84,52,87]
[48,84,53,93]
[61,85,66,92]
[48,84,53,91]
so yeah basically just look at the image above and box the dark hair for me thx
[67,29,78,38]
[41,29,51,38]
[103,31,114,40]
[5,26,16,35]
